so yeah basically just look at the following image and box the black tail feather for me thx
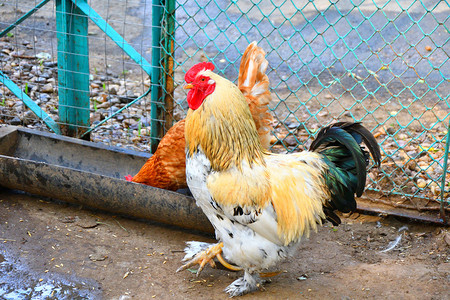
[332,122,381,167]
[310,122,381,224]
[310,123,367,196]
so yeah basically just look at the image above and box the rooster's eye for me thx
[201,78,205,81]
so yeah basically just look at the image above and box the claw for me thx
[177,242,225,276]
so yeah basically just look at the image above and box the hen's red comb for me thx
[125,174,133,182]
[185,62,215,82]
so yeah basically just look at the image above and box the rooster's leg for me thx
[225,271,264,297]
[176,242,225,276]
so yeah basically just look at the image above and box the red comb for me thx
[125,175,133,182]
[185,62,215,82]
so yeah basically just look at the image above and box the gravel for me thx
[1,35,448,207]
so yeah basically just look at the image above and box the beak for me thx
[183,83,193,90]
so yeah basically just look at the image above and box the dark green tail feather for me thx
[310,122,381,226]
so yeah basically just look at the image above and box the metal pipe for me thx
[74,0,152,76]
[81,85,151,138]
[0,71,60,134]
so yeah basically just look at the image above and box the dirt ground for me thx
[1,188,449,299]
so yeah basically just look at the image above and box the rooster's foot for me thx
[177,241,241,276]
[225,271,265,297]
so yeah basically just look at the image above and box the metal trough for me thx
[0,125,213,233]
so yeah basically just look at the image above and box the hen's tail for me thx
[238,41,274,149]
[310,122,381,225]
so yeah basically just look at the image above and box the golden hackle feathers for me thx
[237,41,274,149]
[185,70,266,172]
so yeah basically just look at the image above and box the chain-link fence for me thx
[1,0,449,215]
[0,0,156,151]
[169,0,449,210]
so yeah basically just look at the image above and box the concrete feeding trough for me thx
[0,125,213,232]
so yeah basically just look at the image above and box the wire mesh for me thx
[0,0,156,152]
[169,0,449,208]
[0,0,449,212]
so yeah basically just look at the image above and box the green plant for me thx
[137,119,142,136]
[91,98,98,111]
[6,32,13,38]
[39,59,44,71]
[24,83,29,95]
[0,97,5,106]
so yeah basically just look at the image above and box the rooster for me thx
[176,62,381,296]
[126,42,273,190]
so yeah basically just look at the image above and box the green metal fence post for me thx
[162,0,176,133]
[440,120,450,223]
[150,0,164,153]
[55,0,90,138]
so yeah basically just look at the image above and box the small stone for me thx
[283,135,298,147]
[429,182,440,196]
[35,77,47,83]
[43,61,58,68]
[41,83,53,93]
[119,93,137,103]
[417,179,427,189]
[20,63,32,70]
[91,82,100,89]
[123,119,138,127]
[97,102,111,109]
[110,97,120,105]
[90,88,99,97]
[386,127,396,135]
[398,133,408,140]
[76,218,98,229]
[89,246,108,262]
[286,121,302,130]
[132,136,142,143]
[40,72,51,79]
[139,117,150,127]
[8,116,21,125]
[109,85,119,95]
[39,93,50,102]
[46,78,56,85]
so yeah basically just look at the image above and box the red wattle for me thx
[187,83,216,110]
